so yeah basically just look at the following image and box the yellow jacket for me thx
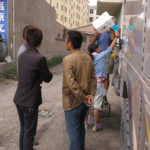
[110,52,117,59]
[62,50,97,111]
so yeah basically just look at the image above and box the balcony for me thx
[97,0,123,16]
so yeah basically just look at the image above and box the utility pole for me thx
[13,0,15,60]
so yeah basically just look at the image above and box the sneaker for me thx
[103,96,109,105]
[84,123,88,129]
[33,140,39,146]
[92,125,102,132]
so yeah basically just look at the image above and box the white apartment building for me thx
[45,0,89,29]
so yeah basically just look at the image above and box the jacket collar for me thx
[70,49,81,54]
[27,47,39,53]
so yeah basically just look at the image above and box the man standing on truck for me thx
[91,16,120,105]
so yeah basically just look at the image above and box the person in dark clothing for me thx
[0,34,8,61]
[13,27,53,150]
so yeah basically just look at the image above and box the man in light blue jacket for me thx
[17,25,32,72]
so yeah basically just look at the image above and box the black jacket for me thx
[14,48,53,107]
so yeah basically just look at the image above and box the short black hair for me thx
[88,43,98,53]
[112,16,117,21]
[88,43,98,60]
[26,27,43,48]
[67,30,83,49]
[23,25,33,39]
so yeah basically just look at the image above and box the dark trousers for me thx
[16,105,38,150]
[64,103,88,150]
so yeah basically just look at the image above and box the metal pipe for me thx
[12,0,15,60]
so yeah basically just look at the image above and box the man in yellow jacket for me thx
[62,30,97,150]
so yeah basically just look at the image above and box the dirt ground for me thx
[0,64,121,150]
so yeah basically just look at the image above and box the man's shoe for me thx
[84,122,88,129]
[92,125,102,132]
[85,124,88,129]
[33,140,39,146]
[103,96,109,105]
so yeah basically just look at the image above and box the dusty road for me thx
[0,64,121,150]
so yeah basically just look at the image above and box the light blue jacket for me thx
[17,44,29,58]
[93,48,112,77]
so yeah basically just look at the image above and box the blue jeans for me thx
[16,105,38,150]
[64,103,88,150]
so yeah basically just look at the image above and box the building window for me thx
[56,33,60,40]
[90,9,94,14]
[65,7,67,12]
[56,13,58,19]
[61,15,63,21]
[65,17,67,22]
[89,17,93,22]
[61,5,63,10]
[83,36,87,42]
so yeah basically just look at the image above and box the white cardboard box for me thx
[92,11,113,33]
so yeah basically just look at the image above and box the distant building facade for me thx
[45,0,89,29]
[88,5,99,23]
